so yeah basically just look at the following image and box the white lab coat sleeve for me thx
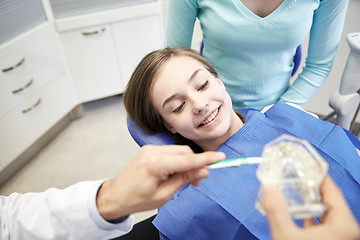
[0,180,134,240]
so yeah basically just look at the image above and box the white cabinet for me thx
[112,13,163,84]
[0,0,164,182]
[58,24,122,102]
[0,23,77,174]
[54,1,164,103]
[0,74,76,169]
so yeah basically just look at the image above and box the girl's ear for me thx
[164,121,177,134]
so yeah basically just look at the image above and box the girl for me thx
[124,47,360,239]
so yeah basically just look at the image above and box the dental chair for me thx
[121,35,360,240]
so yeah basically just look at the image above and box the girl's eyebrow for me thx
[162,68,203,109]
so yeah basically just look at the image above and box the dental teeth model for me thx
[256,134,328,219]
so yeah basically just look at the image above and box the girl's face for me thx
[151,56,243,151]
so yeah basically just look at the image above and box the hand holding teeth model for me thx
[256,134,328,219]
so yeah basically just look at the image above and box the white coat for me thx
[0,180,134,239]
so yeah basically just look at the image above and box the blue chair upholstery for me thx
[127,116,176,147]
[291,45,302,76]
[200,41,302,77]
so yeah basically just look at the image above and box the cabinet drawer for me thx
[0,24,64,90]
[0,74,77,169]
[0,65,64,118]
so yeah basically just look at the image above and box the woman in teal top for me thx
[165,0,349,109]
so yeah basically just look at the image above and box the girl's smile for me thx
[197,105,221,128]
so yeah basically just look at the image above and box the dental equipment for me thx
[326,32,360,132]
[256,134,328,219]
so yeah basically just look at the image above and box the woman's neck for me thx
[197,110,244,151]
[240,0,284,18]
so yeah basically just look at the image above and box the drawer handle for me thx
[22,98,41,114]
[82,28,106,36]
[12,78,34,94]
[2,58,25,73]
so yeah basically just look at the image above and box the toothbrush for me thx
[207,157,262,169]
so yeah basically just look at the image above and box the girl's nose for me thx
[190,92,209,115]
[192,101,209,115]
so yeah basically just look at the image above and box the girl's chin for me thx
[198,127,230,140]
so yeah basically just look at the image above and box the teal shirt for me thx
[166,0,349,109]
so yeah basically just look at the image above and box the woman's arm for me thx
[280,0,349,106]
[165,0,199,48]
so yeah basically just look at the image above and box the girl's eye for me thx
[197,80,209,91]
[173,102,185,113]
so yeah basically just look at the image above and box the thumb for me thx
[262,185,299,239]
[175,167,209,187]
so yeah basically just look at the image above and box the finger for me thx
[303,218,318,228]
[189,168,210,186]
[178,168,210,188]
[155,168,209,202]
[190,179,202,187]
[319,175,344,206]
[139,145,193,163]
[146,144,194,155]
[319,175,353,219]
[320,175,359,229]
[171,168,210,188]
[162,151,226,174]
[262,185,299,237]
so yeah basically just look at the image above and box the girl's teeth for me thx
[202,108,219,125]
